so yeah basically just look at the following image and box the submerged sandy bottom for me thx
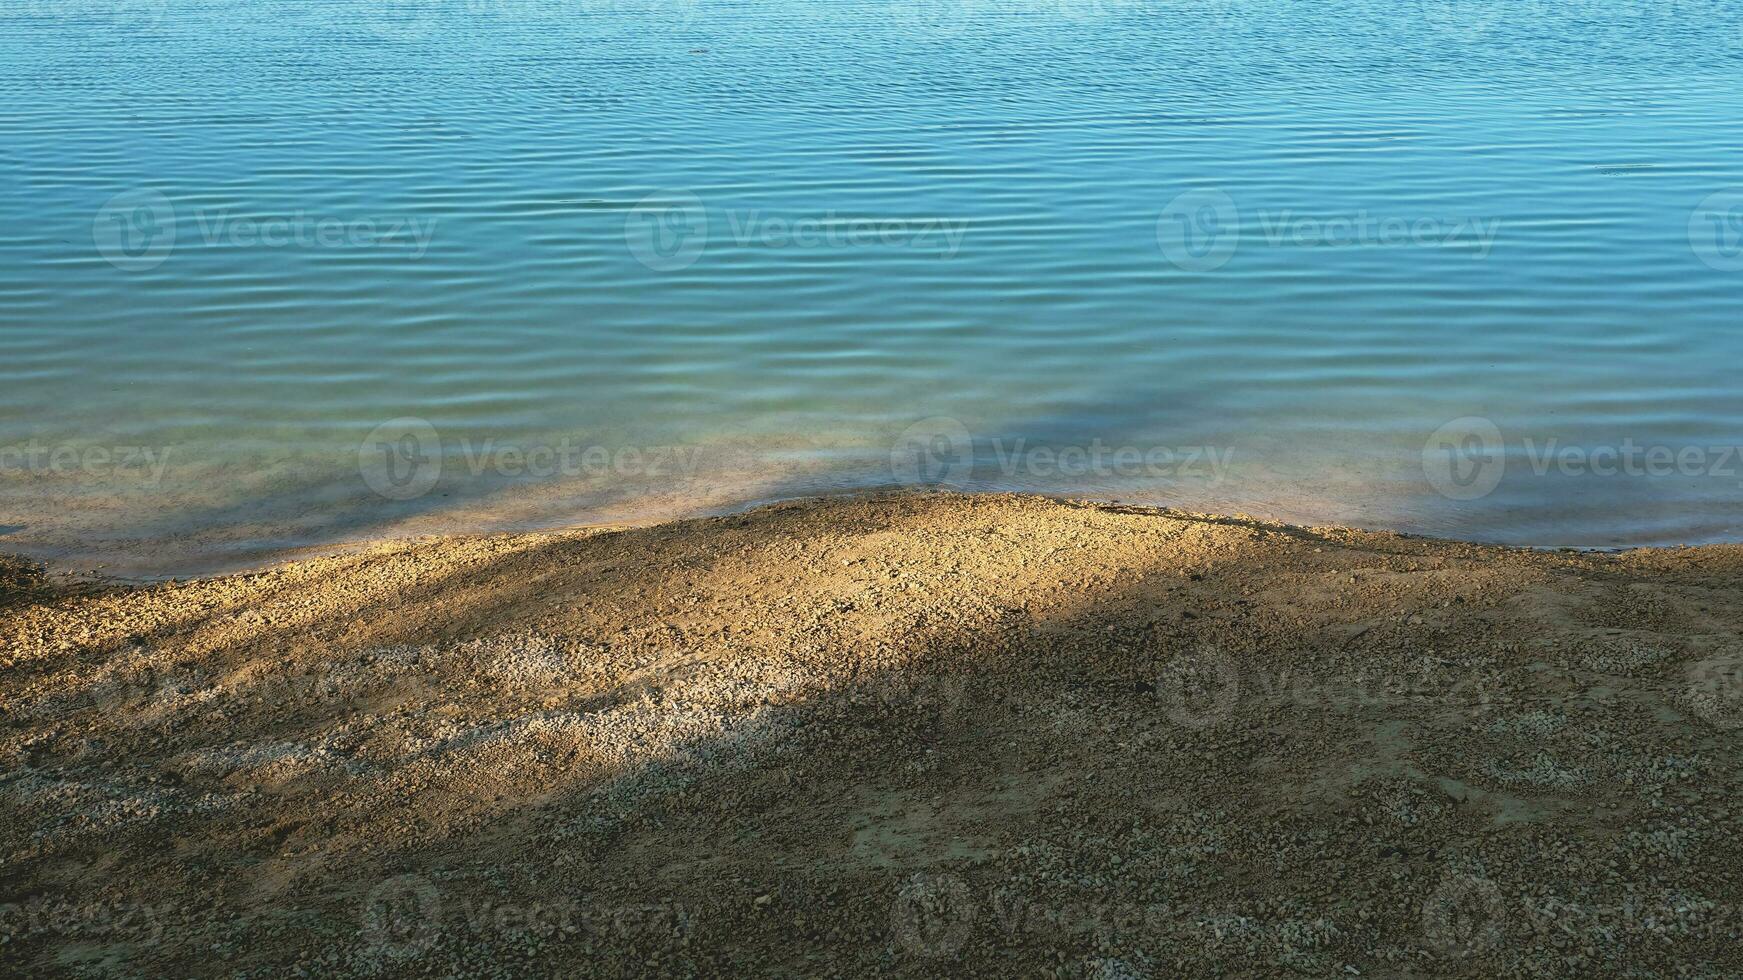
[2,492,1740,976]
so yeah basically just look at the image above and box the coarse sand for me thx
[2,492,1740,977]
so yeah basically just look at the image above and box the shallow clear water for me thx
[3,0,1742,575]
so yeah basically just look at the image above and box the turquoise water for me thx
[2,0,1742,575]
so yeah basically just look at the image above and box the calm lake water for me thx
[3,0,1742,575]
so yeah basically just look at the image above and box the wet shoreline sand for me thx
[2,492,1740,976]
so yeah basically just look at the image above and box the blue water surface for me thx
[2,0,1742,574]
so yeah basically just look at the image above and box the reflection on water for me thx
[2,0,1742,575]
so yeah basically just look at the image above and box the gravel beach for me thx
[2,492,1740,977]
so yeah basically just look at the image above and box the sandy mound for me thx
[2,493,1740,977]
